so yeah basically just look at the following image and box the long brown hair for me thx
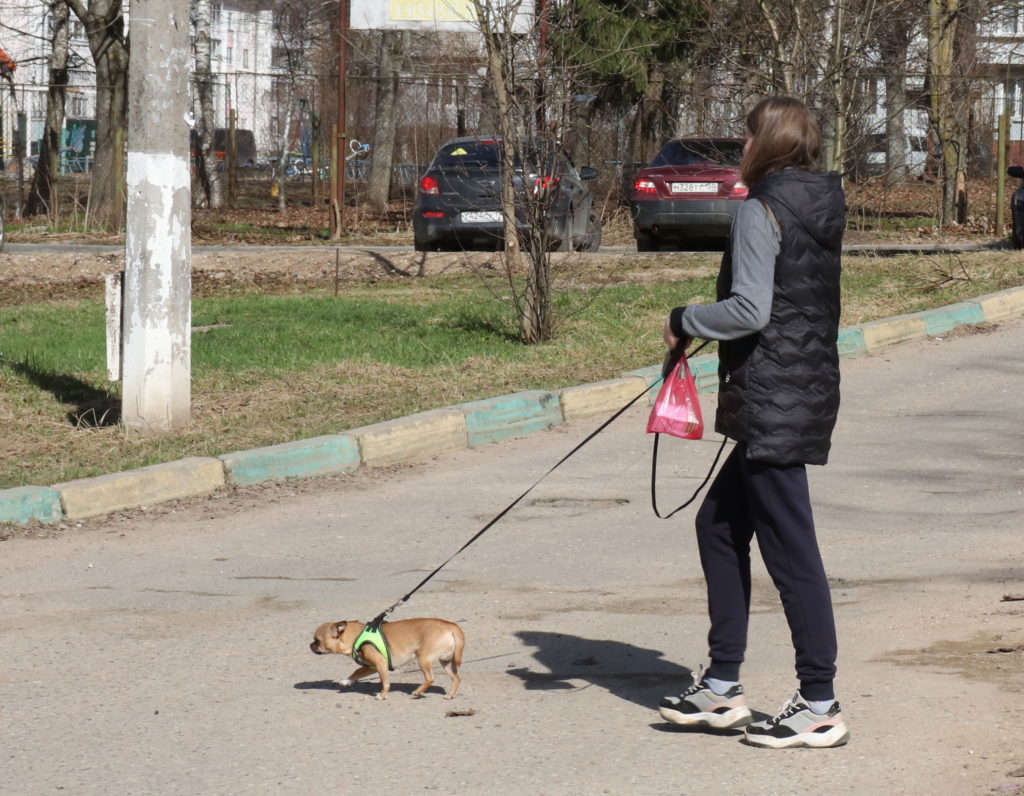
[740,96,822,186]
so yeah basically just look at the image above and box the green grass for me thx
[1,251,1022,490]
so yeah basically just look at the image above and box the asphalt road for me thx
[2,318,1022,795]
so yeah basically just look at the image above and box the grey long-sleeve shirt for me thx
[672,198,781,341]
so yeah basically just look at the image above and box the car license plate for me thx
[670,182,718,194]
[460,211,503,223]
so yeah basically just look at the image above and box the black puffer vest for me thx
[716,168,845,465]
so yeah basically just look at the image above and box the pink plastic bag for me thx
[646,357,704,440]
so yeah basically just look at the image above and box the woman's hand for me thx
[664,317,691,352]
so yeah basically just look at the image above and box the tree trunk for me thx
[367,31,404,215]
[25,0,70,218]
[68,0,130,232]
[879,11,913,187]
[192,0,223,209]
[928,0,961,226]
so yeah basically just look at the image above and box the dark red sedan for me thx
[630,138,747,251]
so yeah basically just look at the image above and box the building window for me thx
[243,49,249,69]
[992,4,1024,34]
[271,46,291,69]
[227,46,233,64]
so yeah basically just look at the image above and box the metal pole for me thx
[997,112,1008,234]
[333,0,349,238]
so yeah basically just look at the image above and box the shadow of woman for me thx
[506,631,750,735]
[506,630,694,709]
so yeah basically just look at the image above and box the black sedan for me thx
[412,136,601,252]
[1009,165,1024,249]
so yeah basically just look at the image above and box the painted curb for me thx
[349,408,467,468]
[219,434,361,486]
[858,314,928,351]
[1,285,1022,525]
[977,286,1024,321]
[458,390,562,447]
[560,376,649,421]
[0,486,63,525]
[52,457,226,520]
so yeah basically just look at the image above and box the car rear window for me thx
[650,140,744,167]
[434,140,503,169]
[431,140,561,172]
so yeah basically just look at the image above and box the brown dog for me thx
[310,617,464,700]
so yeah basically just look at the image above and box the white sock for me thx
[804,696,835,714]
[706,676,739,696]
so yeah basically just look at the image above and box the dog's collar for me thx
[352,624,394,671]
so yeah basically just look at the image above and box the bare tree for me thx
[25,0,70,218]
[267,0,326,211]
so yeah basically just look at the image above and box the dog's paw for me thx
[339,679,353,688]
[375,692,387,701]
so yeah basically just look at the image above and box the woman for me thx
[657,96,850,749]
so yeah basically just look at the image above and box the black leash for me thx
[367,341,719,629]
[650,434,729,519]
[647,338,728,518]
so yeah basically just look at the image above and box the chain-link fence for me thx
[2,67,1024,223]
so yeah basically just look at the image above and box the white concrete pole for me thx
[122,0,192,434]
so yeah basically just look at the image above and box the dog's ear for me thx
[332,621,346,637]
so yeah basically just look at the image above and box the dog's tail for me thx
[448,625,465,668]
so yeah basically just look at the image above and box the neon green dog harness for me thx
[352,623,394,671]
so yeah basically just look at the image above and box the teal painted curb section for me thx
[690,355,720,393]
[921,301,987,336]
[219,434,360,486]
[0,486,64,525]
[459,390,562,446]
[837,327,868,358]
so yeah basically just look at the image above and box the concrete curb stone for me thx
[349,407,467,468]
[560,376,649,421]
[51,457,226,520]
[0,486,64,525]
[219,435,361,486]
[458,390,562,447]
[2,285,1022,525]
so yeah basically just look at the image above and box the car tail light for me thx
[730,180,748,196]
[419,175,440,195]
[532,175,561,194]
[422,211,444,218]
[634,179,657,194]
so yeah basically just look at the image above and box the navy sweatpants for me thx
[695,442,838,701]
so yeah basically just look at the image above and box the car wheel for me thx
[574,210,602,252]
[414,236,431,252]
[635,233,658,252]
[1012,217,1024,250]
[552,213,573,252]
